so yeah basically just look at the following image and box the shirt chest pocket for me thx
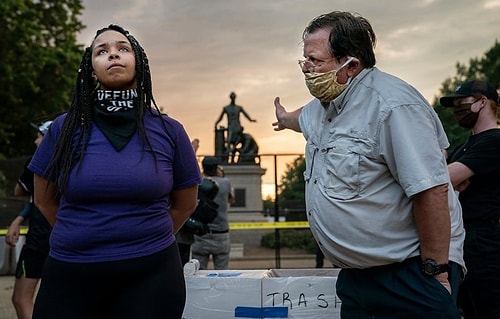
[319,138,374,200]
[321,147,360,200]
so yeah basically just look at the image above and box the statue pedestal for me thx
[223,165,266,213]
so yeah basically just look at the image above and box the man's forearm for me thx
[413,184,451,264]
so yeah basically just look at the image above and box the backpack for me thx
[182,177,219,236]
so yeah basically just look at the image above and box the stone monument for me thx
[214,92,259,165]
[214,92,265,213]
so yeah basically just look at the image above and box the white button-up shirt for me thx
[299,67,465,269]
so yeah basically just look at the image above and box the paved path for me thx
[0,276,15,319]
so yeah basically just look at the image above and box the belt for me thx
[208,229,229,234]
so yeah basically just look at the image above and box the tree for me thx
[277,156,306,221]
[261,155,315,251]
[279,156,306,201]
[0,0,84,158]
[433,40,500,152]
[263,156,306,218]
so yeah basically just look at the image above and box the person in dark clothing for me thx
[5,120,53,319]
[441,80,500,319]
[315,244,325,268]
[191,156,234,270]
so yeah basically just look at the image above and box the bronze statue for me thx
[214,92,258,164]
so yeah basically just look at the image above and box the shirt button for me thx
[314,179,317,184]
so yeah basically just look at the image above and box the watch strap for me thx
[421,258,450,276]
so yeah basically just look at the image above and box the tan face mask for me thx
[304,57,354,103]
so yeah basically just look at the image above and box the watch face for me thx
[421,258,450,276]
[422,259,438,275]
[423,262,436,275]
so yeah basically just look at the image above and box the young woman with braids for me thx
[28,25,201,319]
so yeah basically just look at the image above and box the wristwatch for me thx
[421,258,450,276]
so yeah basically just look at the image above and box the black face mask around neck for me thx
[93,89,139,151]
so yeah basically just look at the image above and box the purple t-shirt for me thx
[28,112,201,263]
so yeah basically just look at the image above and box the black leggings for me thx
[33,243,185,319]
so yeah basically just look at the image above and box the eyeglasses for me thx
[298,57,335,72]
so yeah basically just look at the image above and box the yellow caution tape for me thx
[0,222,309,236]
[0,227,29,236]
[229,221,309,230]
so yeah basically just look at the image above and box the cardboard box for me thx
[182,268,341,319]
[263,269,341,319]
[183,270,267,319]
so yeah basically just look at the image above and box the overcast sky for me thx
[79,0,499,186]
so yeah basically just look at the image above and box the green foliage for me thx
[260,229,317,253]
[0,0,85,157]
[0,171,6,197]
[262,197,274,215]
[278,156,306,201]
[260,156,311,250]
[277,156,306,221]
[433,40,500,152]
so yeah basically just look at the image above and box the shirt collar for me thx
[330,68,374,114]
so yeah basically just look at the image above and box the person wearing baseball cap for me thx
[191,156,234,270]
[29,121,53,147]
[440,80,499,129]
[30,121,53,136]
[442,80,500,318]
[5,120,53,319]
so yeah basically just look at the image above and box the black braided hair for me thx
[45,24,164,193]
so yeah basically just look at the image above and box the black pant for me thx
[337,257,461,319]
[33,243,186,319]
[315,245,325,268]
[459,224,500,319]
[177,242,191,265]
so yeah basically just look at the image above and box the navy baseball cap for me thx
[440,80,499,107]
[202,156,220,168]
